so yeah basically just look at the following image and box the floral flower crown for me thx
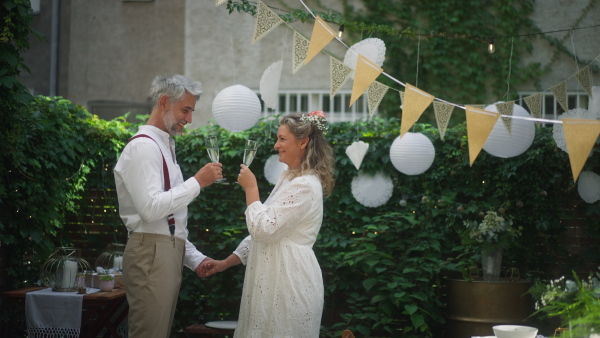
[300,110,329,135]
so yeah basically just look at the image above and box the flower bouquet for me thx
[461,210,522,281]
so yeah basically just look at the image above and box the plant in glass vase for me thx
[461,210,522,281]
[529,269,600,337]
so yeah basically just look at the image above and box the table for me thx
[1,286,129,338]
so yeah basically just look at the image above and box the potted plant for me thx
[98,273,114,292]
[460,210,522,281]
[529,269,600,337]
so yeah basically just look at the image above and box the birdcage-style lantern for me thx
[40,247,92,292]
[95,243,125,271]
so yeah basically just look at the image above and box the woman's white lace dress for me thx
[233,170,324,338]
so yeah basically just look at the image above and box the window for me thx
[257,90,370,123]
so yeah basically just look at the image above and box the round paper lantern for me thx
[264,154,288,185]
[389,132,435,175]
[578,171,600,204]
[482,103,535,158]
[351,171,393,208]
[212,84,261,132]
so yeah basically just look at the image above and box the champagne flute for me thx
[243,140,258,167]
[206,136,225,183]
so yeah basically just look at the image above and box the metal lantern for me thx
[95,243,125,271]
[212,84,262,132]
[40,247,92,292]
[389,132,435,175]
[482,103,535,158]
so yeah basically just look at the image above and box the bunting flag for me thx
[329,56,352,98]
[292,30,310,74]
[551,81,568,113]
[350,54,383,106]
[575,65,593,98]
[215,0,227,6]
[399,91,404,106]
[496,101,515,134]
[465,106,500,166]
[252,1,284,43]
[523,93,542,125]
[400,84,435,136]
[433,101,455,141]
[304,16,336,65]
[562,118,600,182]
[367,81,390,117]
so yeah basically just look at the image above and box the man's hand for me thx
[194,162,223,187]
[195,257,214,278]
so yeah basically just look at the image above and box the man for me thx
[113,74,223,337]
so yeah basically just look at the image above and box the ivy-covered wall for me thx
[3,96,599,337]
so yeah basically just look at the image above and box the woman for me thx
[204,111,335,337]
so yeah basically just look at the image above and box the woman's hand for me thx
[237,164,257,190]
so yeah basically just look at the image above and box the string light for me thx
[338,24,344,39]
[488,37,495,54]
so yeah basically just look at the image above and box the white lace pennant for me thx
[367,81,389,117]
[292,30,310,74]
[329,56,352,98]
[433,101,455,141]
[252,1,284,43]
[551,81,568,113]
[496,101,515,134]
[575,65,593,98]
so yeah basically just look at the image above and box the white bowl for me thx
[493,325,538,338]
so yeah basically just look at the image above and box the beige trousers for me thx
[123,232,185,338]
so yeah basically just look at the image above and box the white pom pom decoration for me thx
[351,171,394,208]
[264,154,288,185]
[389,132,435,175]
[482,103,535,158]
[578,171,600,204]
[212,84,261,132]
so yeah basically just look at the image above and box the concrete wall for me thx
[18,0,600,127]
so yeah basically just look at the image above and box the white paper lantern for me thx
[263,154,288,185]
[482,103,535,158]
[351,171,394,208]
[578,171,600,204]
[212,84,261,132]
[389,132,435,175]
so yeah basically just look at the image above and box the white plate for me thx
[205,321,238,330]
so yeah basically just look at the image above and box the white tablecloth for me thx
[25,287,99,338]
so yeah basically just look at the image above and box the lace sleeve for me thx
[233,235,252,265]
[245,177,317,243]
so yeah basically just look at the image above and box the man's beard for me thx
[164,109,183,137]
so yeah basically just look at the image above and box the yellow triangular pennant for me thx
[350,54,382,106]
[292,30,310,74]
[400,84,435,136]
[496,101,515,134]
[367,81,390,117]
[465,106,500,166]
[433,101,455,141]
[330,56,352,98]
[551,81,568,113]
[252,1,284,43]
[575,65,593,98]
[562,118,600,182]
[304,16,336,65]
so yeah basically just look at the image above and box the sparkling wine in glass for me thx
[205,136,225,183]
[243,140,258,167]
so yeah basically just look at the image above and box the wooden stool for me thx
[184,323,235,337]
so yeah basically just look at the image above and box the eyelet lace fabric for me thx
[233,172,324,337]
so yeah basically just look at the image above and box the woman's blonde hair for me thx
[279,112,335,197]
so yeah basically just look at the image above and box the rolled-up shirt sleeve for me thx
[233,235,252,265]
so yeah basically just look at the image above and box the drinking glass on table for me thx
[206,136,225,183]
